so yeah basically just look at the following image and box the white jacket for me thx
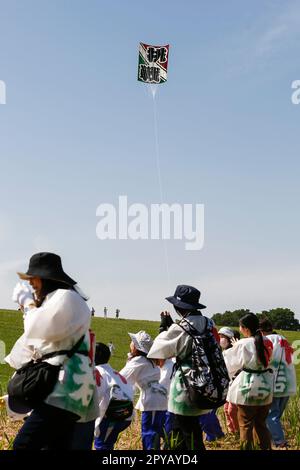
[5,289,98,421]
[119,356,168,411]
[6,289,90,368]
[224,337,274,406]
[267,334,297,397]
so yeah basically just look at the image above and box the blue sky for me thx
[0,0,299,320]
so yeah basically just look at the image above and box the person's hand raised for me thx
[12,282,34,309]
[230,337,239,346]
[159,311,174,332]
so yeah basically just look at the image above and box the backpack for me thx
[104,385,134,422]
[177,317,230,409]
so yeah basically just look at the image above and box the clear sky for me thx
[0,0,299,320]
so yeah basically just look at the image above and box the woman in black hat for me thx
[5,252,98,450]
[147,285,221,451]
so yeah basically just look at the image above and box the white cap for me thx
[218,327,235,338]
[128,331,153,354]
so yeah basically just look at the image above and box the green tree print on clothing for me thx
[240,372,272,405]
[46,335,96,419]
[67,355,94,407]
[274,364,288,395]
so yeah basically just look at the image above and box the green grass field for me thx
[1,309,300,390]
[0,309,161,389]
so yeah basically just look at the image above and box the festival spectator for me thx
[218,327,239,435]
[120,331,168,450]
[147,285,219,451]
[259,318,297,448]
[223,313,274,450]
[6,252,98,450]
[157,309,224,446]
[94,343,134,450]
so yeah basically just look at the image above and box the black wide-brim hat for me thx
[166,284,206,310]
[17,252,76,286]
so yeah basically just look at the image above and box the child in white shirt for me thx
[94,343,134,450]
[119,331,168,450]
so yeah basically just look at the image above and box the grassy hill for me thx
[0,309,160,389]
[1,309,300,390]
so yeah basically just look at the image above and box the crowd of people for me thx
[0,252,297,450]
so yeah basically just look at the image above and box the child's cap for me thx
[218,327,235,339]
[128,331,153,354]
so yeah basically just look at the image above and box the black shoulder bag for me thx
[7,335,89,409]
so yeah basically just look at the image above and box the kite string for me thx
[150,85,171,290]
[151,86,164,204]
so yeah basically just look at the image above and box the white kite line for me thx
[149,84,171,290]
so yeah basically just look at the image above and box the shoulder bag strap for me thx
[36,335,89,363]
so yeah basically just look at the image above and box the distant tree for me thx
[257,308,300,331]
[211,309,254,326]
[211,313,223,325]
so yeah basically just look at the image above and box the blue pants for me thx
[141,411,166,450]
[266,396,289,446]
[199,410,224,442]
[94,417,131,450]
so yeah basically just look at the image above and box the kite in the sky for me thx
[138,43,169,84]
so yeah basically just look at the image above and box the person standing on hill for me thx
[6,252,98,450]
[259,318,296,449]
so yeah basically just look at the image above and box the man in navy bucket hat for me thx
[148,284,222,450]
[166,285,206,311]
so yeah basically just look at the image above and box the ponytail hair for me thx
[239,314,269,367]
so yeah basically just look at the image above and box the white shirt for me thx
[94,363,134,434]
[120,356,168,411]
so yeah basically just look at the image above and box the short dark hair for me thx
[95,342,111,365]
[259,318,273,333]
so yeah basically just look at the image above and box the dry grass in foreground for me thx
[1,391,300,451]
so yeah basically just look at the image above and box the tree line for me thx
[211,308,300,331]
